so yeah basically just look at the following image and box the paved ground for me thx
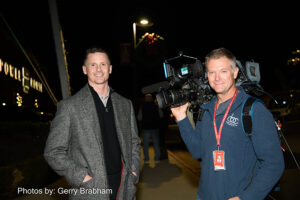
[13,120,300,200]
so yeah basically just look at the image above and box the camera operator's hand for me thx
[170,102,189,122]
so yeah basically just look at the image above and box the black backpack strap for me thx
[242,97,271,191]
[242,97,257,191]
[242,97,258,140]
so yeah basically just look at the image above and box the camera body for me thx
[155,53,262,111]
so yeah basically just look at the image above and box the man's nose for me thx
[215,72,220,81]
[96,65,102,71]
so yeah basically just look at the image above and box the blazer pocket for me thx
[129,173,138,184]
[81,178,95,188]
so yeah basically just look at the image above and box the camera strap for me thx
[197,108,206,121]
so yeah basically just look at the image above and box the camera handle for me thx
[165,51,198,62]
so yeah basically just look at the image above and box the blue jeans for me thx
[142,129,160,161]
[196,195,201,200]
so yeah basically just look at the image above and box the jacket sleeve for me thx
[44,101,87,188]
[177,117,202,159]
[129,101,141,182]
[239,102,285,199]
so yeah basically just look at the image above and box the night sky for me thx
[1,1,299,102]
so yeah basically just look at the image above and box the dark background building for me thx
[1,1,299,103]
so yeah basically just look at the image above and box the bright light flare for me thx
[140,19,149,25]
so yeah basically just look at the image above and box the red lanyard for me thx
[213,89,238,148]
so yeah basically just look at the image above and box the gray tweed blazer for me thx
[44,84,141,200]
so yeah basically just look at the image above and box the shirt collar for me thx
[98,87,110,99]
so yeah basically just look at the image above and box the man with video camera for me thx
[171,48,284,200]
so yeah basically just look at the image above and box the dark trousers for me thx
[108,170,122,200]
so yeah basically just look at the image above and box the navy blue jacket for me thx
[177,87,284,200]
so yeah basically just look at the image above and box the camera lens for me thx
[156,91,170,108]
[156,89,188,108]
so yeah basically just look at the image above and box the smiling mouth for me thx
[214,83,224,86]
[94,73,103,77]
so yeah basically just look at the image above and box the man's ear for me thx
[233,67,239,79]
[109,65,112,74]
[82,65,87,75]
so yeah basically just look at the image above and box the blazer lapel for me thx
[111,93,127,158]
[79,84,102,146]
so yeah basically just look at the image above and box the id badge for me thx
[213,150,226,171]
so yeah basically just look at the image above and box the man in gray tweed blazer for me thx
[44,47,141,200]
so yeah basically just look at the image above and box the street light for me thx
[131,18,153,97]
[133,19,153,49]
[140,19,149,25]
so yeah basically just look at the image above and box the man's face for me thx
[206,56,238,96]
[82,52,112,87]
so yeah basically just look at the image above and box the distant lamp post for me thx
[131,18,153,97]
[133,19,153,49]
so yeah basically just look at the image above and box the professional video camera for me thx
[142,52,263,112]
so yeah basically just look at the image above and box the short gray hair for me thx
[205,47,236,72]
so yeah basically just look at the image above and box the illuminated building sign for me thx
[0,57,43,93]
